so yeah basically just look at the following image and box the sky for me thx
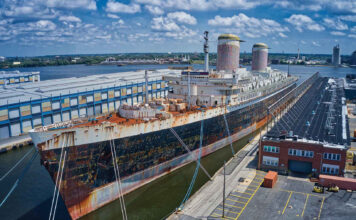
[1,0,356,57]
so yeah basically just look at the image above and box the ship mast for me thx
[145,70,149,104]
[204,31,209,72]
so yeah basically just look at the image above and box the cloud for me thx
[106,1,141,14]
[312,41,320,47]
[45,0,97,10]
[145,5,164,15]
[339,15,356,22]
[29,20,57,31]
[167,12,197,25]
[96,34,112,40]
[208,13,289,38]
[349,34,356,39]
[330,31,346,36]
[151,17,180,32]
[107,14,120,19]
[151,13,197,40]
[285,14,324,32]
[351,26,356,33]
[279,32,287,38]
[323,18,348,31]
[273,0,356,14]
[274,0,322,11]
[135,0,264,11]
[59,16,81,23]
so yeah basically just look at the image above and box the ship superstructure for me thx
[29,33,298,219]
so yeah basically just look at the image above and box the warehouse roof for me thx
[0,71,40,79]
[0,69,180,107]
[265,77,350,149]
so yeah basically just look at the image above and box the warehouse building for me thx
[258,77,350,176]
[0,71,40,86]
[0,69,177,139]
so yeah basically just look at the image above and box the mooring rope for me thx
[49,133,68,220]
[178,110,204,210]
[223,114,235,156]
[0,147,34,182]
[109,128,128,220]
[0,149,37,208]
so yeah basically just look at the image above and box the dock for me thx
[168,124,268,220]
[0,134,32,154]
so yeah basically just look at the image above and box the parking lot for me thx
[208,173,356,220]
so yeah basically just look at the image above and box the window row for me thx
[263,145,280,153]
[0,91,168,121]
[262,156,279,166]
[288,149,314,158]
[323,153,341,161]
[322,164,339,175]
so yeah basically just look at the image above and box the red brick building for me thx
[258,77,349,176]
[258,139,347,175]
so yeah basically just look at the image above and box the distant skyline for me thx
[1,0,356,57]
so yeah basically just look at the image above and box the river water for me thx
[0,64,356,220]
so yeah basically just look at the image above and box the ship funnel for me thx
[252,43,268,71]
[217,33,244,73]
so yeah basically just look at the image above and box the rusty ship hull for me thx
[31,83,295,219]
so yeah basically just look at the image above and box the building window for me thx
[288,148,314,158]
[323,153,341,161]
[322,164,339,175]
[262,156,279,166]
[263,145,280,153]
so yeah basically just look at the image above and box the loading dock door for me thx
[288,160,312,174]
[0,125,10,139]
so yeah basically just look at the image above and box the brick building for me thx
[258,77,350,176]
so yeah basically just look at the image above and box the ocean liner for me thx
[29,33,298,219]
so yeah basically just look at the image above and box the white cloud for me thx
[208,13,289,38]
[96,34,112,40]
[45,0,97,10]
[330,31,346,36]
[339,15,356,22]
[145,5,164,15]
[349,34,356,39]
[135,0,264,11]
[59,16,81,23]
[29,20,57,31]
[279,32,287,38]
[107,14,120,19]
[312,41,320,47]
[167,12,197,25]
[323,18,348,31]
[274,1,322,11]
[151,17,180,32]
[106,1,141,14]
[351,26,356,33]
[285,14,324,32]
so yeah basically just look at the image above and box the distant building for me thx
[351,50,356,66]
[0,56,5,62]
[332,44,341,66]
[12,61,21,65]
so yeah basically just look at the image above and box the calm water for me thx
[1,64,356,220]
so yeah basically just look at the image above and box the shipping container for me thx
[263,171,278,188]
[319,175,356,190]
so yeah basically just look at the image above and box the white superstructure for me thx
[164,67,294,107]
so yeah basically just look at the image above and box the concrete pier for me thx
[0,135,32,154]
